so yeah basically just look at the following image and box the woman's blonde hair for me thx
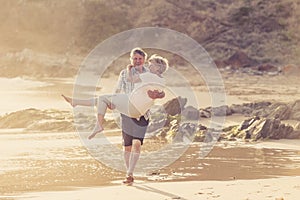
[148,54,169,74]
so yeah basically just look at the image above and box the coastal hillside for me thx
[0,0,299,77]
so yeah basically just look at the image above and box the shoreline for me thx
[15,176,300,200]
[1,136,300,199]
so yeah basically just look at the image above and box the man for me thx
[114,47,164,185]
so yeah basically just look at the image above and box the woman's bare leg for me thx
[61,94,97,107]
[88,114,104,140]
[61,94,76,107]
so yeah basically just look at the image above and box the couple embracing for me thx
[62,48,169,185]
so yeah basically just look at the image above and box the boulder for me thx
[163,96,187,116]
[182,106,200,120]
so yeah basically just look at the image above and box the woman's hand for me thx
[147,90,165,99]
[126,65,141,83]
[107,102,116,110]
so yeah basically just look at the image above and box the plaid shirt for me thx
[115,65,151,120]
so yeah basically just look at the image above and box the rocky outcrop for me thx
[148,98,300,142]
[0,108,74,131]
[1,0,299,79]
[199,100,300,121]
[234,116,297,140]
[0,108,117,132]
[215,51,282,76]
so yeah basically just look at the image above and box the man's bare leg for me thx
[123,146,132,170]
[127,139,141,175]
[123,140,141,185]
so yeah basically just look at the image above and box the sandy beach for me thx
[0,68,300,200]
[16,176,300,200]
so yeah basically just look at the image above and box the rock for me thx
[236,117,295,140]
[289,100,300,120]
[163,96,187,116]
[235,118,262,139]
[0,108,75,132]
[147,118,167,133]
[182,106,200,120]
[238,116,260,130]
[198,124,208,131]
[230,101,271,116]
[178,123,197,142]
[230,104,252,115]
[214,59,227,68]
[199,108,211,118]
[253,118,273,140]
[266,103,291,120]
[295,122,300,130]
[285,129,300,139]
[270,123,293,139]
[208,105,232,116]
[257,63,278,72]
[224,51,258,69]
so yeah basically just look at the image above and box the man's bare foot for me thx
[88,124,104,140]
[122,175,134,185]
[61,94,76,107]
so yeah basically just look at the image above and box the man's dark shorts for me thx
[121,114,149,146]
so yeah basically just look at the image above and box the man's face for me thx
[131,53,145,67]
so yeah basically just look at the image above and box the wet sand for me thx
[1,128,300,199]
[17,176,300,200]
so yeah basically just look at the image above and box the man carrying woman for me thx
[63,48,167,185]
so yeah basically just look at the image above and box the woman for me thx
[62,54,169,139]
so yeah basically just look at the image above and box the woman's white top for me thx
[129,72,165,115]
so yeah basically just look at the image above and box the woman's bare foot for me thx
[61,94,76,107]
[88,123,104,140]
